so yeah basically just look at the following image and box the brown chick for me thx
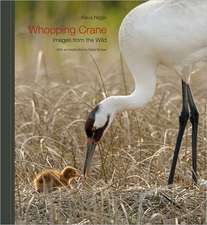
[34,166,80,193]
[60,166,80,189]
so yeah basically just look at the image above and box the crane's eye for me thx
[85,105,100,138]
[39,178,43,184]
[85,118,94,138]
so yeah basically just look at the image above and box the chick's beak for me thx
[83,137,97,177]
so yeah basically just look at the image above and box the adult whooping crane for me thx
[83,0,207,185]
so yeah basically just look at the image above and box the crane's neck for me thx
[100,61,157,115]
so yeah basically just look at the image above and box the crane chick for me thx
[34,166,80,193]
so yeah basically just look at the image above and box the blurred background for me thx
[15,1,144,83]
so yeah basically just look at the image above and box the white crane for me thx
[83,0,207,185]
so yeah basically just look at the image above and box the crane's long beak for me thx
[83,138,97,177]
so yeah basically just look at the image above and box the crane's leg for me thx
[168,80,189,185]
[187,85,199,184]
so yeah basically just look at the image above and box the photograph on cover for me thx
[15,1,207,224]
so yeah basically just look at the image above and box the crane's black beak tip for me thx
[83,138,97,177]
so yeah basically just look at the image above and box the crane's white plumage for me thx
[84,0,207,179]
[120,0,207,69]
[94,0,207,129]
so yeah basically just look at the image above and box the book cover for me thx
[13,1,207,224]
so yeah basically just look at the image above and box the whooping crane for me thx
[83,0,207,185]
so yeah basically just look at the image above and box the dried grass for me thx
[15,53,207,224]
